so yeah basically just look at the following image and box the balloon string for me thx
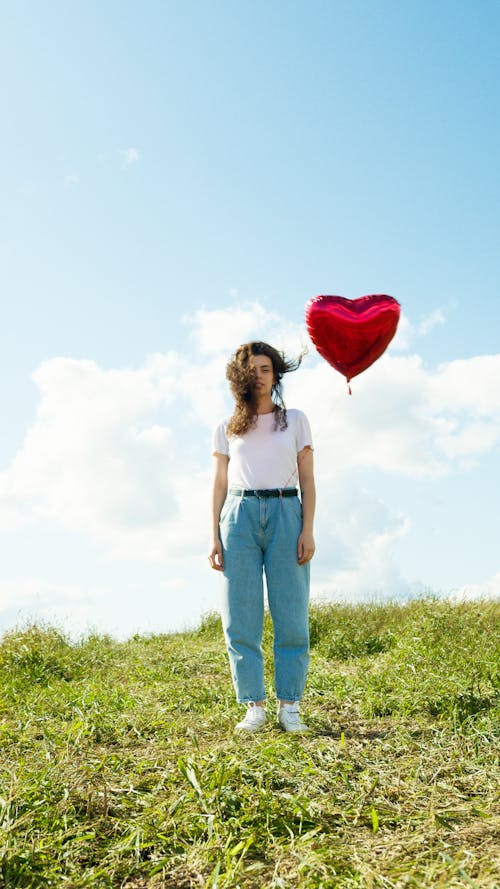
[280,446,311,498]
[347,379,352,395]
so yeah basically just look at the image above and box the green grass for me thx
[0,598,499,888]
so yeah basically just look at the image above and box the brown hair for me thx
[226,341,304,436]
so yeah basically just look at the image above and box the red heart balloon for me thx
[305,294,401,387]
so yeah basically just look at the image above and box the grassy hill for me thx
[0,598,499,888]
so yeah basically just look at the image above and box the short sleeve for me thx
[295,411,313,453]
[213,419,229,456]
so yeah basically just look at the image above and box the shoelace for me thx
[246,705,264,722]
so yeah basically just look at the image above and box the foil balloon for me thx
[305,294,401,392]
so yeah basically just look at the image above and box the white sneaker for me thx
[278,703,310,733]
[235,702,266,733]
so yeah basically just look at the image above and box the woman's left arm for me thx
[297,446,316,565]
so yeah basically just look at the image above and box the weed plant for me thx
[0,599,499,888]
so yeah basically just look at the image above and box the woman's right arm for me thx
[208,453,229,571]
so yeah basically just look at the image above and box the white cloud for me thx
[453,571,500,601]
[0,356,178,552]
[0,577,104,637]
[187,303,280,356]
[418,308,445,336]
[390,313,413,351]
[391,308,446,352]
[64,173,79,187]
[286,351,500,478]
[186,302,307,361]
[120,147,140,168]
[430,354,500,416]
[0,573,212,639]
[0,577,91,611]
[311,477,413,602]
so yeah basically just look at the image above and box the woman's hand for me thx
[209,454,228,571]
[208,539,224,571]
[297,447,316,565]
[298,530,315,565]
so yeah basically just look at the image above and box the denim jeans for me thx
[219,491,310,703]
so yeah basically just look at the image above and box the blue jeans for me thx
[219,491,310,703]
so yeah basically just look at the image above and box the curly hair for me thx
[226,341,304,436]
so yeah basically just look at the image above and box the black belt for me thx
[229,487,297,498]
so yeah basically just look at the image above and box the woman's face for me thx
[249,354,275,397]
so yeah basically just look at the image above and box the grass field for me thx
[0,598,499,888]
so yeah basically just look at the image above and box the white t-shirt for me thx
[213,408,313,490]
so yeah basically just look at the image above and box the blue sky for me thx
[1,1,499,637]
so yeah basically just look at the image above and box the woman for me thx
[209,341,316,733]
